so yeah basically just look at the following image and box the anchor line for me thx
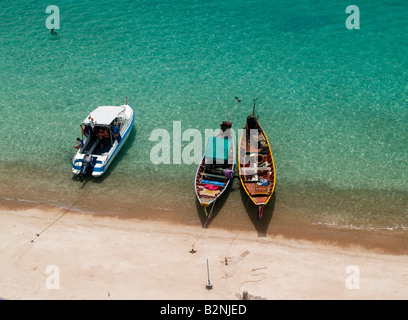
[31,182,91,242]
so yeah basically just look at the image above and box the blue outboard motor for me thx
[81,154,95,175]
[79,154,95,181]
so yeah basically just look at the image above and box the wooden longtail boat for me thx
[194,98,241,216]
[238,98,276,220]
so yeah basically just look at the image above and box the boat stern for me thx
[200,202,210,216]
[71,154,84,175]
[72,154,100,178]
[257,205,265,220]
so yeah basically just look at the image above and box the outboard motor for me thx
[81,154,95,175]
[79,154,95,181]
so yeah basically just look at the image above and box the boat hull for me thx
[72,105,134,178]
[195,131,235,215]
[238,117,276,219]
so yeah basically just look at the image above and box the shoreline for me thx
[1,161,407,257]
[1,196,407,256]
[1,200,408,300]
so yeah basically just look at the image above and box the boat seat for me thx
[201,173,227,181]
[201,179,225,186]
[251,192,270,196]
[201,172,225,178]
[246,150,267,155]
[242,167,271,172]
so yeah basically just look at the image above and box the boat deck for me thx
[239,118,275,207]
[82,135,113,155]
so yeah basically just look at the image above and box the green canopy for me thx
[204,136,232,164]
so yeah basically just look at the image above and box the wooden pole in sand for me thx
[243,290,249,300]
[206,259,213,290]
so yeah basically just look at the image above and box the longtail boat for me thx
[238,98,276,220]
[194,97,241,216]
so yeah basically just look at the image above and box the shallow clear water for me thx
[1,1,407,247]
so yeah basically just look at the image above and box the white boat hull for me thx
[72,104,134,178]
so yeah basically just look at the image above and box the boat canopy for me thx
[82,106,126,126]
[205,136,232,163]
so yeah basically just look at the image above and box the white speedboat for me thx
[72,104,134,180]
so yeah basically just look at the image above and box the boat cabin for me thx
[204,136,232,166]
[79,106,126,156]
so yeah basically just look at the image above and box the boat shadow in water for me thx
[195,182,233,229]
[239,185,276,237]
[95,125,137,183]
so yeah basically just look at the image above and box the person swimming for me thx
[50,28,57,35]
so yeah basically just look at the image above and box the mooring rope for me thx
[30,180,91,243]
[190,199,217,253]
[238,267,268,294]
[223,230,241,265]
[202,200,216,229]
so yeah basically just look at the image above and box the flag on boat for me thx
[258,206,264,220]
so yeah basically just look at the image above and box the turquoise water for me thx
[1,1,407,246]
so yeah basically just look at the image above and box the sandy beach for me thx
[1,202,407,300]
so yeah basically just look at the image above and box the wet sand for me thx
[1,163,407,256]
